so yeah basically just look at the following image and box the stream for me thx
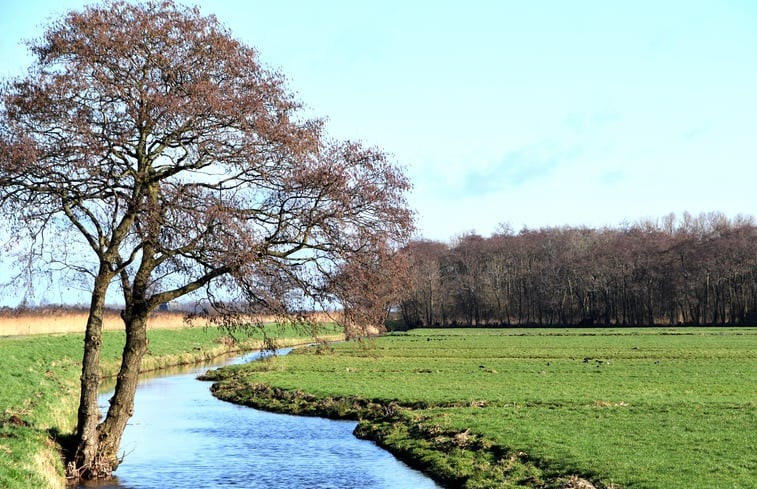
[78,349,441,489]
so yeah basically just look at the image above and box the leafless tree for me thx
[0,1,413,480]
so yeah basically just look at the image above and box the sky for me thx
[2,0,756,244]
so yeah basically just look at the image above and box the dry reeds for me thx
[0,308,188,336]
[0,307,338,336]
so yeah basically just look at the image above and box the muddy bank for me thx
[204,375,608,489]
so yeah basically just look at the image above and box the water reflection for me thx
[97,349,274,393]
[80,350,441,489]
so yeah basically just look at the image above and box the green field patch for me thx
[208,327,757,488]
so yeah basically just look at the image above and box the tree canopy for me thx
[0,0,411,315]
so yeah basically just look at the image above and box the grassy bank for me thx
[0,323,342,489]
[206,327,757,488]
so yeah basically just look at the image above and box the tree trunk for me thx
[69,284,151,481]
[95,309,149,474]
[70,271,112,479]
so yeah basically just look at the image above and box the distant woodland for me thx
[399,212,757,326]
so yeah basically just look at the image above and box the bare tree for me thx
[399,240,448,326]
[0,1,412,480]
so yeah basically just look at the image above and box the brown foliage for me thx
[1,1,412,320]
[0,308,187,336]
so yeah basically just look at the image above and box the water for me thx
[79,350,441,489]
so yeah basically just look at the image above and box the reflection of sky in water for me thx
[81,351,440,489]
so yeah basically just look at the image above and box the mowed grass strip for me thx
[212,328,757,488]
[0,323,342,489]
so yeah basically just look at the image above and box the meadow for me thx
[209,327,757,489]
[0,322,342,489]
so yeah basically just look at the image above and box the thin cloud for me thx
[681,124,710,141]
[460,142,583,196]
[600,169,625,185]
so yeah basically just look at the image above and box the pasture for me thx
[211,327,757,488]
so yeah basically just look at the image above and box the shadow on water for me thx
[79,349,441,489]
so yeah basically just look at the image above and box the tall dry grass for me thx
[0,309,189,336]
[0,308,338,336]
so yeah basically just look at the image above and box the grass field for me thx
[209,327,757,488]
[0,322,342,489]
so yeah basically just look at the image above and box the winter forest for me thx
[399,212,757,327]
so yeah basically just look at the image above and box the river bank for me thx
[203,328,757,489]
[203,377,590,489]
[0,326,343,489]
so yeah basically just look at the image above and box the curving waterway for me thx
[79,349,441,489]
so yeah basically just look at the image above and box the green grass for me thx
[211,327,757,488]
[0,323,341,489]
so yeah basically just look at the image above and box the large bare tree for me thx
[0,1,413,480]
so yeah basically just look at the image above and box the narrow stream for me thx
[79,350,441,489]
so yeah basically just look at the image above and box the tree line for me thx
[399,212,757,327]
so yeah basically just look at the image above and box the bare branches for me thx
[1,0,413,325]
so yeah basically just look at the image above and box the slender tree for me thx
[399,240,448,326]
[0,1,412,480]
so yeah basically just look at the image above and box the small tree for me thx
[0,1,412,480]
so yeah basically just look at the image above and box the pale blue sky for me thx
[2,0,756,242]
